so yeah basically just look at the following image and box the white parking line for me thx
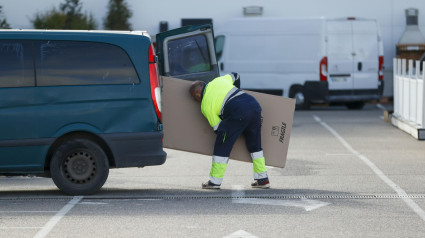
[325,153,354,156]
[33,196,83,238]
[0,211,58,213]
[231,185,245,198]
[313,115,425,222]
[0,227,42,230]
[376,103,387,111]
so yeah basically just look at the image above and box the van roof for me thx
[220,16,377,22]
[0,29,149,37]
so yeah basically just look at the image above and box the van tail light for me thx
[149,44,161,122]
[378,56,384,81]
[320,56,328,81]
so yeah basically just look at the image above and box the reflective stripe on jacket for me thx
[201,74,240,130]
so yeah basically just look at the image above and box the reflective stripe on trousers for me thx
[251,150,268,179]
[209,155,229,185]
[209,151,268,185]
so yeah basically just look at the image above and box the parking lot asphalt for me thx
[1,103,425,238]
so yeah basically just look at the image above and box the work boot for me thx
[251,178,270,189]
[201,181,220,189]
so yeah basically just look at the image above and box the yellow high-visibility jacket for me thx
[201,74,241,131]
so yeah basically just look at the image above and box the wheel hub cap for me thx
[64,151,96,184]
[295,92,305,105]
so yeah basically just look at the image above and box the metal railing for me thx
[393,58,425,139]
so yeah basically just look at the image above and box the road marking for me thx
[79,202,108,205]
[33,196,83,238]
[0,211,58,213]
[325,153,355,156]
[223,230,259,238]
[231,185,329,211]
[376,104,387,111]
[137,199,163,201]
[313,115,425,222]
[231,185,245,198]
[0,227,42,230]
[233,198,330,211]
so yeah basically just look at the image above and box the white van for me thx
[214,17,384,109]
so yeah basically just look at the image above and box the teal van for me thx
[0,30,165,195]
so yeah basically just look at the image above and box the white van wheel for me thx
[295,92,305,105]
[290,86,310,110]
[345,101,365,110]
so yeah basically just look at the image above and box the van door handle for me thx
[220,62,224,71]
[358,62,362,71]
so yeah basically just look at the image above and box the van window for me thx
[214,35,225,61]
[35,41,139,86]
[167,34,211,75]
[0,40,35,88]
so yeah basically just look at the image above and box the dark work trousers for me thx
[214,93,262,157]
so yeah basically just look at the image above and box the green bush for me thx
[32,0,97,30]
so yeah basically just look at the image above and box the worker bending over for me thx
[189,73,270,189]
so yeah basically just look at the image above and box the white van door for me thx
[326,19,379,91]
[326,20,354,91]
[352,20,379,90]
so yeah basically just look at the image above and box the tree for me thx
[0,5,11,29]
[32,0,97,30]
[104,0,132,30]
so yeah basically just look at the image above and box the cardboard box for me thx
[162,76,295,168]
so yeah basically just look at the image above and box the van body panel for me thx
[0,30,166,174]
[101,132,166,168]
[351,20,380,90]
[327,19,381,91]
[326,20,354,91]
[0,144,49,172]
[217,18,325,97]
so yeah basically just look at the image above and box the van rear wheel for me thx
[290,86,310,110]
[345,101,365,110]
[50,138,109,195]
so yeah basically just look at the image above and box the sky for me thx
[1,0,114,29]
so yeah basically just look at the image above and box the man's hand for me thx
[231,72,240,88]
